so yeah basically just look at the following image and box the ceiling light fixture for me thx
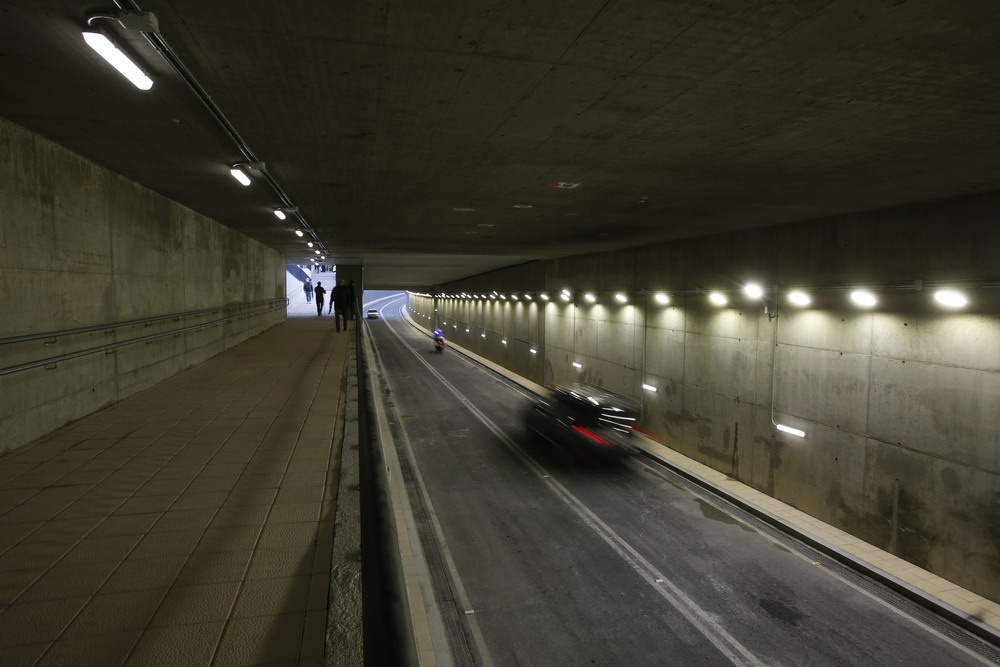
[294,230,304,237]
[307,242,314,247]
[273,209,286,220]
[82,31,153,90]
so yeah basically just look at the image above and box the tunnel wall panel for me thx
[0,117,285,453]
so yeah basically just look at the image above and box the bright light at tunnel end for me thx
[776,424,805,438]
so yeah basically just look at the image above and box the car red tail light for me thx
[571,425,611,444]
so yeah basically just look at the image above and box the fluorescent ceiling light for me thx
[82,31,153,90]
[642,383,657,392]
[615,293,627,303]
[654,292,670,305]
[788,290,811,306]
[744,283,763,299]
[273,209,286,220]
[307,242,314,247]
[776,424,805,438]
[934,290,968,308]
[851,290,877,307]
[314,250,320,255]
[294,229,304,237]
[709,292,727,306]
[230,167,251,186]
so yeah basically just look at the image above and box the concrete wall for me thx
[0,117,286,453]
[420,192,1000,603]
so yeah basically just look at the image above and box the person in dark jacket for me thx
[314,282,326,316]
[331,279,350,331]
[303,279,313,303]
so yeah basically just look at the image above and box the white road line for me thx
[381,312,765,667]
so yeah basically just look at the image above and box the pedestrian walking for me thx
[331,279,350,331]
[303,279,313,303]
[314,282,326,316]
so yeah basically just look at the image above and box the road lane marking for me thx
[381,312,765,667]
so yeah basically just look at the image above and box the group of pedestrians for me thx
[303,277,355,332]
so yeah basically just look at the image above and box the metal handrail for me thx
[0,303,286,377]
[0,298,287,347]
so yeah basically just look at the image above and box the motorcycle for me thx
[433,329,445,353]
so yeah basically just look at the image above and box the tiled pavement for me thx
[0,311,353,666]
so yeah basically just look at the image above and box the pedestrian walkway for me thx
[0,311,355,666]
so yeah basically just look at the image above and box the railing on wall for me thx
[0,298,287,377]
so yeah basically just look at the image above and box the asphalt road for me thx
[363,292,998,667]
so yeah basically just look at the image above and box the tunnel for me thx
[2,2,1000,665]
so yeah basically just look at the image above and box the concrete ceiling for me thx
[2,1,999,288]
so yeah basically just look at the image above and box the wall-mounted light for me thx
[615,293,627,303]
[788,291,811,306]
[530,349,537,354]
[709,292,727,306]
[776,424,805,438]
[851,290,877,307]
[572,362,582,369]
[654,292,670,305]
[540,294,550,301]
[642,383,657,392]
[82,31,153,90]
[585,293,596,302]
[934,290,968,308]
[744,283,763,299]
[482,333,486,338]
[502,339,507,344]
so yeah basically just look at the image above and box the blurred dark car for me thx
[526,383,640,460]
